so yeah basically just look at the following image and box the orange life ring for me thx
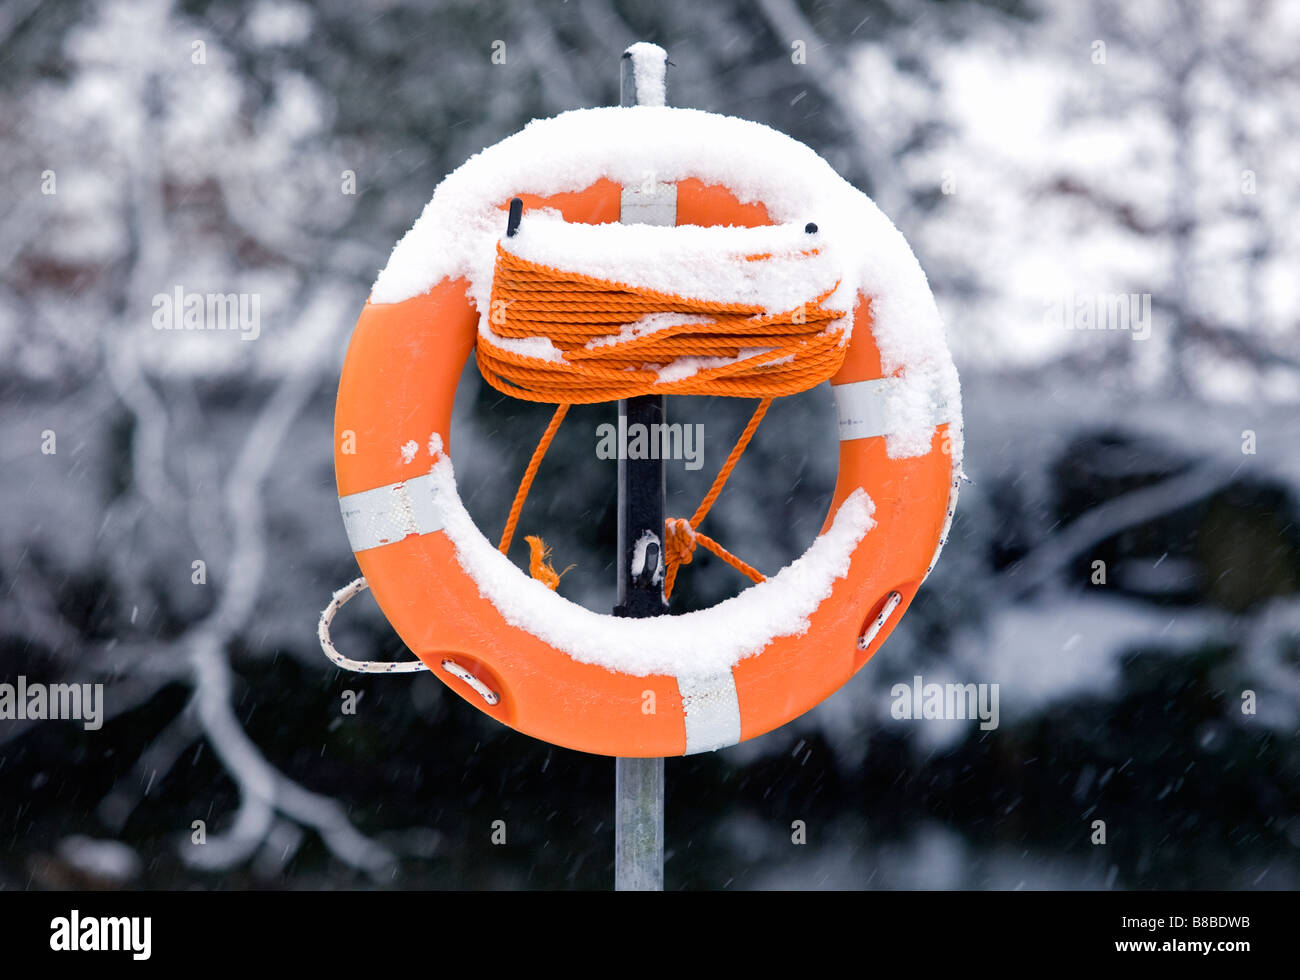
[332,110,960,757]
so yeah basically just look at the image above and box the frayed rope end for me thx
[525,535,574,591]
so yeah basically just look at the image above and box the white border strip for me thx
[619,181,678,226]
[677,672,742,754]
[339,472,443,553]
[831,377,952,442]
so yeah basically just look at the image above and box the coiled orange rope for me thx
[482,239,849,598]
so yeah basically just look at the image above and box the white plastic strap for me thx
[338,472,443,553]
[677,672,742,754]
[619,181,678,226]
[831,377,952,442]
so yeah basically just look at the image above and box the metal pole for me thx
[613,43,671,892]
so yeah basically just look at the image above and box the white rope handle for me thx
[318,579,501,705]
[439,659,500,706]
[857,590,902,650]
[317,577,429,673]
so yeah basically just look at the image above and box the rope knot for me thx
[663,514,768,599]
[664,517,698,567]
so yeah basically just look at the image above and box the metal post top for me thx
[621,42,668,108]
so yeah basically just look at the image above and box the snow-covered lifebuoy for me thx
[329,106,962,757]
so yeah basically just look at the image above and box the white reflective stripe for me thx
[677,672,742,754]
[831,377,952,442]
[338,472,443,553]
[619,181,678,226]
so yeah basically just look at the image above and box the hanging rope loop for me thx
[317,577,429,673]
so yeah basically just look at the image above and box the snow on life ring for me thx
[328,106,962,757]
